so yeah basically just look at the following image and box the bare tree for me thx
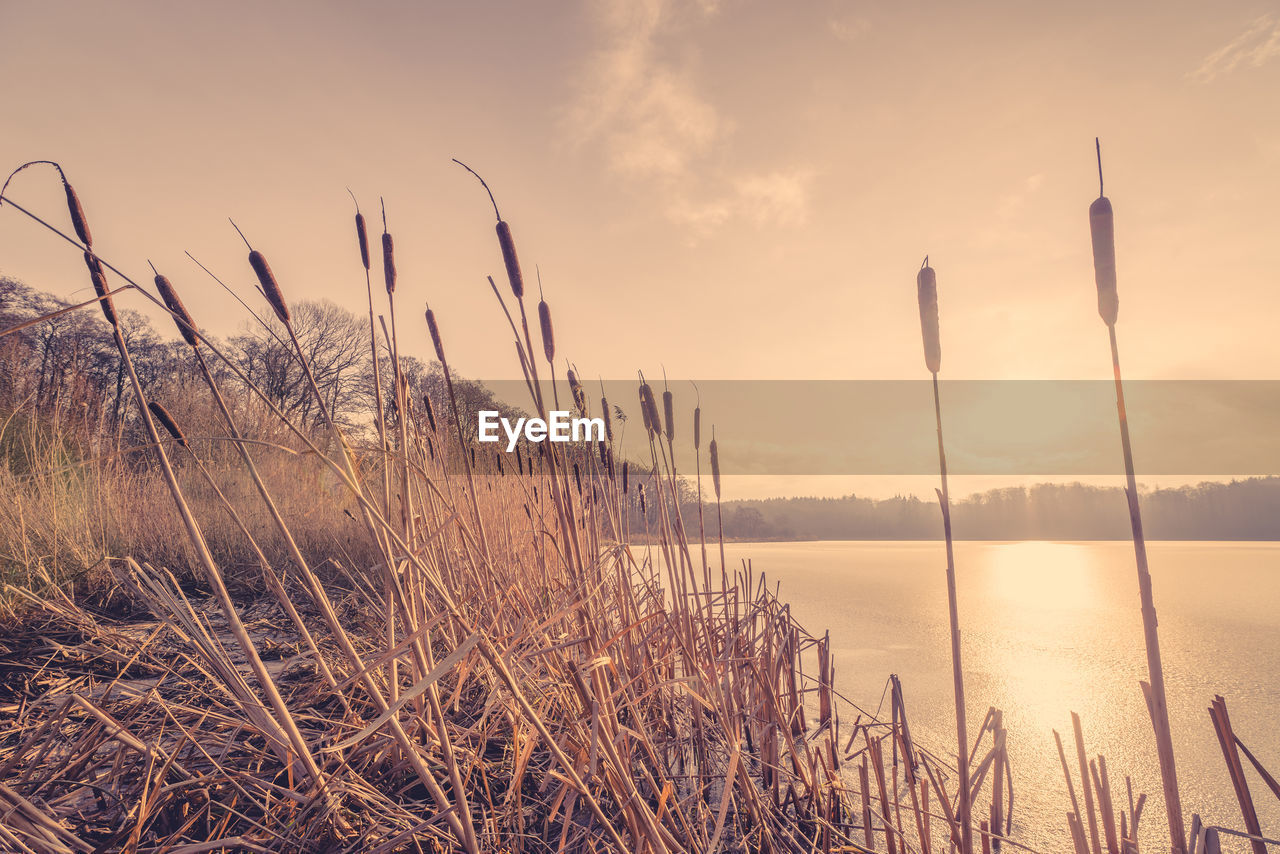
[230,299,372,430]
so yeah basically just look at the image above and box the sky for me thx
[2,0,1278,497]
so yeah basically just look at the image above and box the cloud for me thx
[828,14,870,43]
[665,169,816,240]
[736,169,815,228]
[1191,14,1280,82]
[567,0,814,236]
[567,0,724,180]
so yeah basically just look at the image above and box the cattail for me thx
[1,162,91,246]
[573,462,581,495]
[382,232,396,296]
[917,258,941,374]
[623,460,630,494]
[148,401,188,448]
[601,396,613,442]
[452,160,525,299]
[154,272,199,347]
[638,482,646,515]
[496,453,504,475]
[663,388,674,443]
[568,370,586,414]
[638,382,660,436]
[249,250,290,324]
[84,252,116,327]
[597,439,608,468]
[422,393,437,433]
[538,296,554,362]
[63,178,91,248]
[426,307,446,363]
[497,221,524,299]
[710,430,721,501]
[1091,139,1118,326]
[355,211,370,270]
[694,405,701,450]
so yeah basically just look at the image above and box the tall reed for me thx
[918,255,974,854]
[1090,138,1186,854]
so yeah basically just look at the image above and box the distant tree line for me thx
[709,480,1280,541]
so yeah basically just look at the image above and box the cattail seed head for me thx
[154,273,199,347]
[148,401,187,448]
[694,406,701,451]
[662,389,674,442]
[497,220,524,299]
[638,383,660,436]
[538,298,554,363]
[916,261,941,374]
[568,370,586,414]
[623,460,630,494]
[84,252,116,327]
[1090,196,1118,326]
[422,393,437,433]
[709,433,721,501]
[249,250,290,324]
[382,231,396,295]
[426,307,446,363]
[355,212,370,270]
[601,397,613,442]
[64,180,92,248]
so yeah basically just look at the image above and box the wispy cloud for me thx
[1190,14,1280,82]
[737,169,815,228]
[567,0,814,236]
[828,14,870,43]
[567,0,724,180]
[665,169,816,239]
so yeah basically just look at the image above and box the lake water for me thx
[720,541,1280,853]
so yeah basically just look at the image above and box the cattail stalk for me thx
[426,305,489,554]
[1091,139,1186,854]
[352,191,398,704]
[710,427,727,594]
[693,390,711,601]
[918,256,973,854]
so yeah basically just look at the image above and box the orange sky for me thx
[2,1,1278,497]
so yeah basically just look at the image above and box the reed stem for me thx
[1109,324,1186,854]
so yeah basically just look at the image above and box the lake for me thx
[719,540,1280,853]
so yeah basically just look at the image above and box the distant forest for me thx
[710,479,1280,541]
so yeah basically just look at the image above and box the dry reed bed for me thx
[0,156,1274,854]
